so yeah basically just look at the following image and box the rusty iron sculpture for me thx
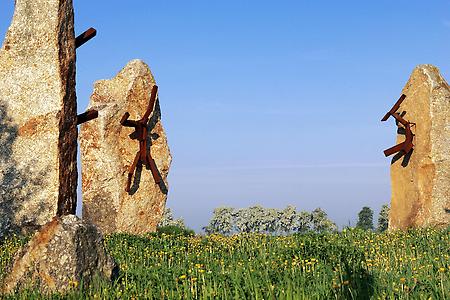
[120,85,162,192]
[381,94,415,158]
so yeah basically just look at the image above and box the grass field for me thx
[1,228,449,299]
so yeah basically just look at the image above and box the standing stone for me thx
[388,65,450,230]
[0,0,78,235]
[1,215,117,294]
[80,60,171,235]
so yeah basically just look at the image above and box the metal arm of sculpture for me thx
[77,109,98,125]
[75,28,97,49]
[381,94,406,122]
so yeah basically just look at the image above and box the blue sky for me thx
[1,1,449,231]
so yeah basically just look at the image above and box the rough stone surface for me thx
[389,65,450,230]
[0,0,78,236]
[1,215,117,294]
[80,60,171,235]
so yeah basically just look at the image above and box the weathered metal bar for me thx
[381,94,407,121]
[120,112,140,127]
[75,27,97,49]
[383,123,414,157]
[76,109,98,125]
[139,128,147,161]
[403,124,414,153]
[147,154,162,184]
[126,153,141,192]
[391,112,409,127]
[142,85,158,122]
[384,142,406,157]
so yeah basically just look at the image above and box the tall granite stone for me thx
[388,65,450,230]
[80,60,171,235]
[0,0,78,235]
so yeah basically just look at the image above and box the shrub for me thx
[155,225,195,237]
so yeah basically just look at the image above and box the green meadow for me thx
[1,228,449,299]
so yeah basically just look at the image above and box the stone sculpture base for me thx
[80,60,172,235]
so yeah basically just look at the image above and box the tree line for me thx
[159,204,390,235]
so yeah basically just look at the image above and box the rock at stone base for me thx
[80,59,172,235]
[388,64,450,230]
[1,215,117,294]
[0,0,78,235]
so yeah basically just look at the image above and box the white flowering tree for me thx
[297,211,312,233]
[204,205,337,235]
[277,205,298,234]
[310,208,337,233]
[157,208,186,229]
[234,207,254,233]
[203,207,236,235]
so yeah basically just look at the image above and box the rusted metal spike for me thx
[391,112,409,127]
[76,109,98,125]
[120,112,130,125]
[142,85,158,123]
[381,94,406,121]
[384,142,406,157]
[75,27,97,49]
[403,124,414,153]
[147,154,162,184]
[120,112,140,127]
[126,152,141,192]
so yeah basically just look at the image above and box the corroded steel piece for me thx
[75,28,97,49]
[76,109,98,125]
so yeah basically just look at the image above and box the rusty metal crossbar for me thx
[76,109,98,125]
[121,85,162,192]
[75,28,97,49]
[381,94,406,122]
[381,94,415,158]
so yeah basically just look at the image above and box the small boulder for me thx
[1,215,117,294]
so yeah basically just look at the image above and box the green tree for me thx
[310,208,337,233]
[356,206,374,231]
[377,204,390,232]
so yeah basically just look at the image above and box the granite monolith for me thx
[0,0,78,236]
[80,60,171,235]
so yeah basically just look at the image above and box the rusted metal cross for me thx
[120,85,162,192]
[381,94,415,158]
